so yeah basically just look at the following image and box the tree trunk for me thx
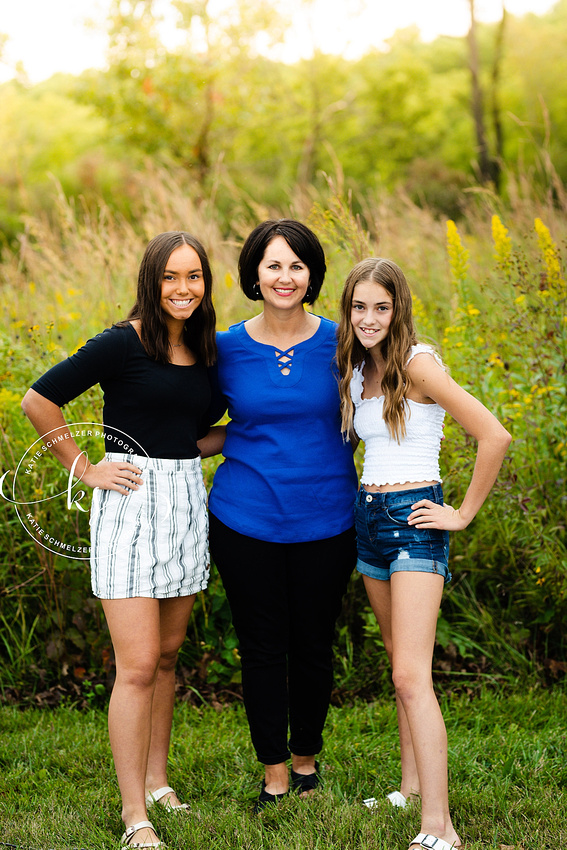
[468,0,493,184]
[490,4,507,191]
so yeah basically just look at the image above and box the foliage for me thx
[2,685,567,847]
[0,169,565,700]
[437,212,566,669]
[2,2,567,244]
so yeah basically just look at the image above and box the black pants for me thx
[209,512,356,765]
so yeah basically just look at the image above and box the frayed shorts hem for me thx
[357,556,452,584]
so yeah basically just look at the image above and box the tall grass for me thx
[0,169,565,698]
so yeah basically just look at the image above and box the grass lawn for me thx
[1,685,565,849]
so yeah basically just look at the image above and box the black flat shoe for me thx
[290,761,321,795]
[253,780,288,814]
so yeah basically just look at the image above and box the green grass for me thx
[1,685,566,849]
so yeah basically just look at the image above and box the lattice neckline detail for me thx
[274,346,295,375]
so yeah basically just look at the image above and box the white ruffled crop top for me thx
[351,344,446,487]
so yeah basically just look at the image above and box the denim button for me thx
[366,494,372,502]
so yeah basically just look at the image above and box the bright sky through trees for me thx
[0,0,557,84]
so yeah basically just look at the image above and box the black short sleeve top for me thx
[31,323,211,459]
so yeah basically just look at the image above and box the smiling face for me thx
[256,235,310,312]
[160,244,205,327]
[351,280,394,351]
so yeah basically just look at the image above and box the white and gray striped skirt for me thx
[89,453,210,599]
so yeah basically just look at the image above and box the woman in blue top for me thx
[208,219,358,811]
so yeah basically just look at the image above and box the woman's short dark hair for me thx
[238,219,326,304]
[125,231,217,366]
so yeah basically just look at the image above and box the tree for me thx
[78,0,286,190]
[467,0,503,188]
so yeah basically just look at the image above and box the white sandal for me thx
[387,790,408,808]
[120,820,162,848]
[145,785,189,812]
[410,833,457,850]
[363,790,409,809]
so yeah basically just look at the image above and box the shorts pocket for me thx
[383,500,414,526]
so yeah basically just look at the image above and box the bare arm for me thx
[405,355,512,531]
[197,425,226,459]
[21,389,143,495]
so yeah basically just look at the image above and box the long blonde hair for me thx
[337,258,417,442]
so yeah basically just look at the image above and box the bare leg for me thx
[389,572,461,847]
[290,753,318,798]
[145,595,196,806]
[101,597,161,846]
[363,575,420,799]
[264,762,289,795]
[291,754,316,774]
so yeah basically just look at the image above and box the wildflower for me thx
[534,218,565,294]
[488,352,504,367]
[492,215,513,272]
[446,220,469,291]
[0,388,21,408]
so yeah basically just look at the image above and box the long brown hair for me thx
[123,231,217,366]
[337,258,417,442]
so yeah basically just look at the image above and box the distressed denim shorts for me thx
[355,484,451,584]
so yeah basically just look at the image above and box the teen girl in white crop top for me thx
[337,258,511,850]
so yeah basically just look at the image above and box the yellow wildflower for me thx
[446,220,469,290]
[492,215,513,271]
[534,218,565,293]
